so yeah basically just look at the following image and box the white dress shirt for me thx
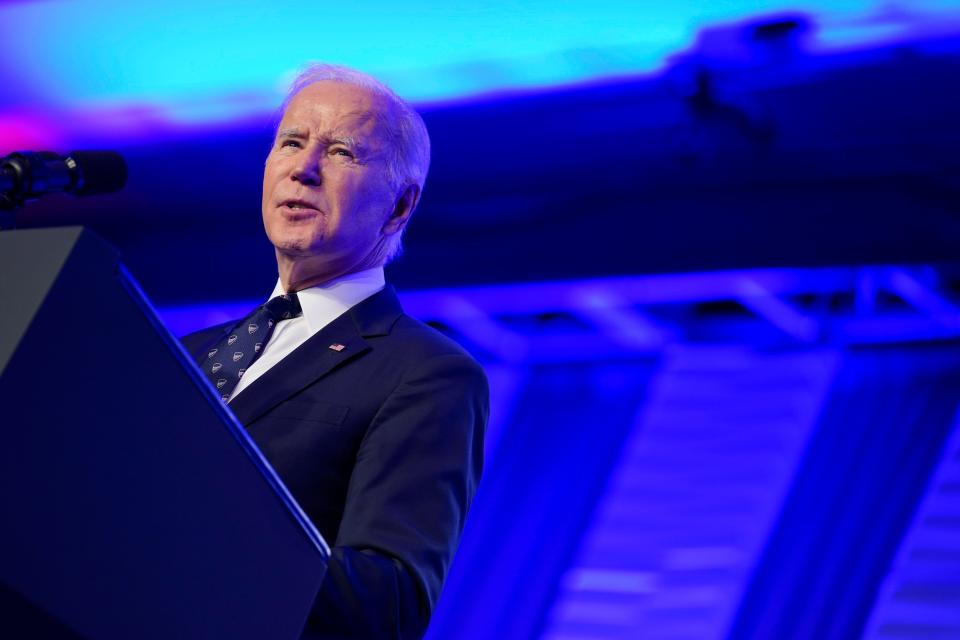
[228,267,385,402]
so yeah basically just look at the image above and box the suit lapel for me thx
[227,285,403,426]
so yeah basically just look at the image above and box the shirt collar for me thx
[268,267,386,335]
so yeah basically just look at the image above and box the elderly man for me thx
[182,64,488,639]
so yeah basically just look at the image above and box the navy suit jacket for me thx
[181,285,488,639]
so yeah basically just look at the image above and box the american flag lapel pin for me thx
[328,343,346,352]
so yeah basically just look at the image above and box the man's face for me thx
[262,81,399,276]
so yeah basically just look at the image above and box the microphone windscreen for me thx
[68,151,128,196]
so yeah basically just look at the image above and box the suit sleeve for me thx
[301,352,489,639]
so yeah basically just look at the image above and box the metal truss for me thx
[398,265,960,364]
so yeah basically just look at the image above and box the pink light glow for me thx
[0,114,65,152]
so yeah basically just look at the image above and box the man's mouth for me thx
[280,199,321,214]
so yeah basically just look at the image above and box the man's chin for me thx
[273,238,322,259]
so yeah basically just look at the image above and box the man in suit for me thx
[181,63,488,639]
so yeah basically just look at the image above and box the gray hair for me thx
[278,63,431,263]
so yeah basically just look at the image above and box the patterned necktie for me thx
[202,293,302,401]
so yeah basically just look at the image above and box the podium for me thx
[0,228,328,639]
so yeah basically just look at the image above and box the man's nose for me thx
[290,151,322,186]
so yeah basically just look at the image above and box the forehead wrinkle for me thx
[277,80,393,136]
[284,109,381,138]
[329,109,385,143]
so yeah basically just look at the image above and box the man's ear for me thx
[382,184,420,235]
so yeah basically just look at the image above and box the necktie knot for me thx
[263,292,302,322]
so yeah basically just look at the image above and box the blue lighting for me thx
[2,0,959,146]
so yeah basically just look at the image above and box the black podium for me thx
[0,228,328,639]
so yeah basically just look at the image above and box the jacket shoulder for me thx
[388,313,480,365]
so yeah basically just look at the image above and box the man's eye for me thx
[280,139,301,148]
[331,148,353,158]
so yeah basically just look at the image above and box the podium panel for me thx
[0,227,328,639]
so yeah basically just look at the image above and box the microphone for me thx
[0,150,128,210]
